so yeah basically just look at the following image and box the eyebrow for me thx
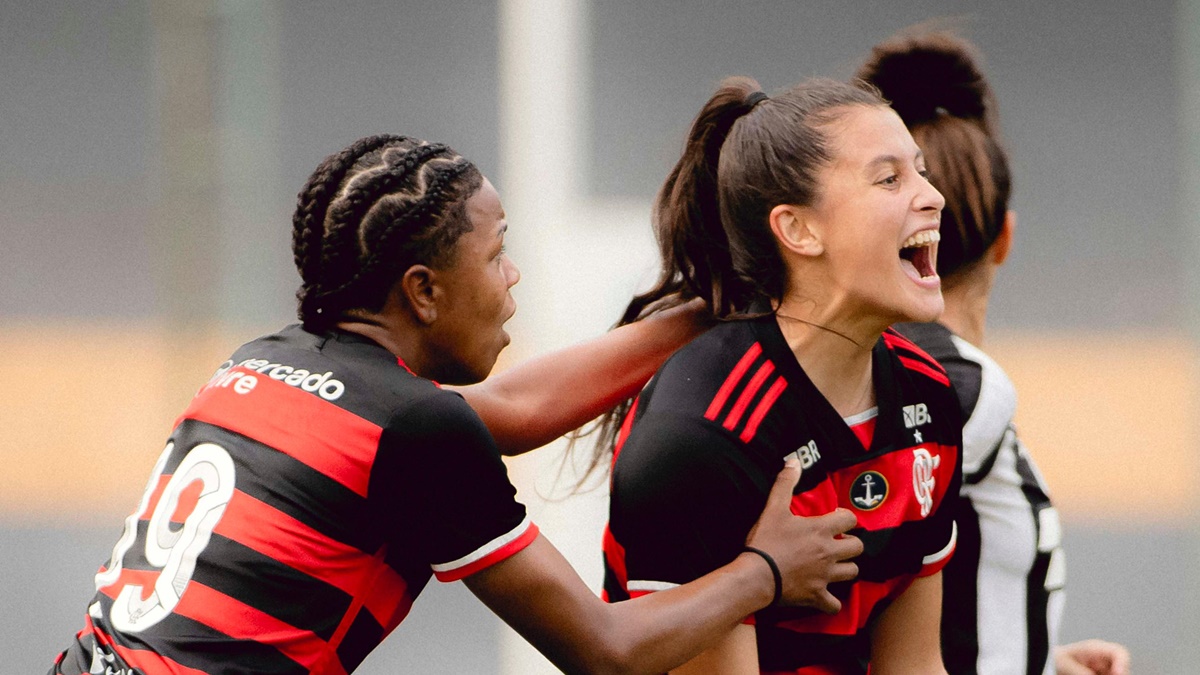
[497,222,508,238]
[866,149,924,170]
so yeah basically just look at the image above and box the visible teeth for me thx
[901,230,941,249]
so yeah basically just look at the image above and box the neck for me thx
[774,298,879,418]
[336,311,432,377]
[937,268,994,346]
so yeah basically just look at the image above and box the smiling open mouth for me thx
[900,230,940,279]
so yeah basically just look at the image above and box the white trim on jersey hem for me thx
[842,406,879,427]
[627,579,681,593]
[923,521,958,566]
[431,515,534,574]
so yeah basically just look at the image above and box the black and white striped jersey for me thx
[897,322,1064,675]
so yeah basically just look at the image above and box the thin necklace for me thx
[774,312,866,350]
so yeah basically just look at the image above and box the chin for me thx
[905,294,945,324]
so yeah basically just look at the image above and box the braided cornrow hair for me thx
[292,135,484,331]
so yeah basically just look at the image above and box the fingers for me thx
[764,457,802,513]
[818,507,858,536]
[1081,640,1130,675]
[831,532,864,561]
[1057,640,1131,675]
[1053,654,1093,675]
[1108,643,1131,675]
[829,561,859,584]
[809,588,842,615]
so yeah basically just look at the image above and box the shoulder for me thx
[894,324,1019,474]
[644,320,767,417]
[947,334,1018,474]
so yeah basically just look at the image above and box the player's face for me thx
[806,105,945,325]
[429,177,520,384]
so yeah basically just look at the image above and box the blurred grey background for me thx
[3,0,1196,672]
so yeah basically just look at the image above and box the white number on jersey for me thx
[94,442,236,632]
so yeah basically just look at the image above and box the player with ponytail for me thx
[602,75,963,673]
[51,134,864,675]
[858,28,1131,675]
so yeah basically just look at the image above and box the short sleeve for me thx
[610,411,766,595]
[373,391,537,582]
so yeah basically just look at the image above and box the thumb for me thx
[765,456,801,513]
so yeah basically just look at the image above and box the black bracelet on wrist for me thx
[742,546,782,608]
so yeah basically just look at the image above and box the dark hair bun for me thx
[856,31,994,132]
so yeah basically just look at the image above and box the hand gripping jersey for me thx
[51,326,537,675]
[896,322,1064,675]
[604,316,962,674]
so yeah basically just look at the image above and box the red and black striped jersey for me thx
[604,315,962,674]
[52,325,537,675]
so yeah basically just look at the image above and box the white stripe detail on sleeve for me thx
[923,520,958,566]
[627,579,681,593]
[430,515,533,574]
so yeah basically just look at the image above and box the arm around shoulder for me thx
[456,298,710,455]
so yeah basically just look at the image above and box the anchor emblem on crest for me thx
[850,470,889,511]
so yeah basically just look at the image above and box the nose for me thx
[917,173,945,215]
[504,256,520,288]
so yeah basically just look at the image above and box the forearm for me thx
[466,537,773,675]
[458,302,706,455]
[597,553,772,674]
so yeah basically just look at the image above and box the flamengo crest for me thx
[912,448,941,517]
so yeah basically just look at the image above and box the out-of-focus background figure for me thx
[3,1,1196,673]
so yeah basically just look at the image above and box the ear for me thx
[769,204,823,257]
[398,264,439,325]
[991,210,1016,266]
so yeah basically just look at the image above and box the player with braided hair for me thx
[50,134,863,675]
[857,28,1130,675]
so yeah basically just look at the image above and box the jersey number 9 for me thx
[93,442,236,632]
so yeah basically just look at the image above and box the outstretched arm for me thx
[456,299,709,456]
[463,459,861,675]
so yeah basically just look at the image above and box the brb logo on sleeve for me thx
[912,448,941,517]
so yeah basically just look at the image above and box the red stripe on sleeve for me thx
[433,522,540,582]
[898,356,951,386]
[739,376,788,443]
[179,367,382,497]
[704,343,763,421]
[212,490,409,628]
[723,360,775,431]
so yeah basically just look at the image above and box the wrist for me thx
[738,547,782,610]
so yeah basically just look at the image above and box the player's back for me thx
[54,326,453,675]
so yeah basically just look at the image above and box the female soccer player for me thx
[601,77,962,673]
[857,30,1131,675]
[50,135,863,675]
